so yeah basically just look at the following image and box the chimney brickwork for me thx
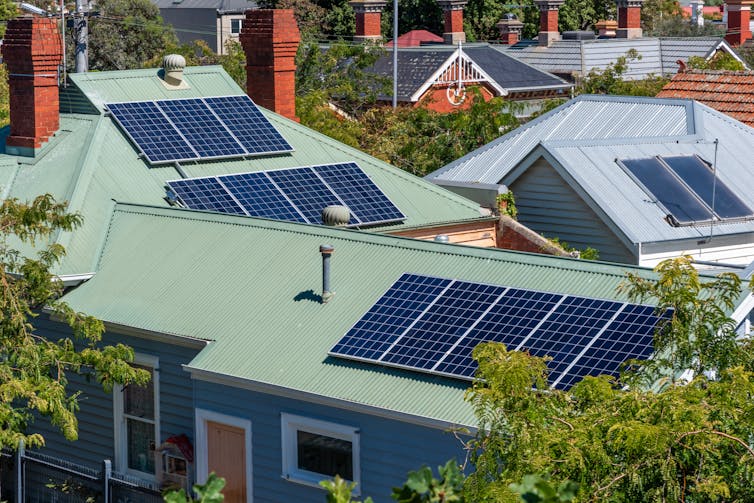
[535,0,564,46]
[616,0,643,39]
[2,16,62,155]
[350,0,386,41]
[726,0,754,46]
[497,16,524,44]
[240,9,300,122]
[438,0,467,44]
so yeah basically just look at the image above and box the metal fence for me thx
[0,444,164,503]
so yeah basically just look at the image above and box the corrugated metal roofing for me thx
[61,203,677,426]
[509,36,737,79]
[1,65,487,276]
[429,94,754,245]
[428,95,692,185]
[657,70,754,127]
[153,0,253,11]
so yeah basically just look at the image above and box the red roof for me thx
[681,5,723,17]
[657,70,754,127]
[386,30,444,48]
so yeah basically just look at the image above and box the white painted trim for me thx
[280,413,361,495]
[410,51,505,102]
[113,353,160,481]
[185,366,476,432]
[195,408,254,503]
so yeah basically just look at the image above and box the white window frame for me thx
[230,18,242,35]
[280,413,361,494]
[113,353,160,480]
[195,408,253,503]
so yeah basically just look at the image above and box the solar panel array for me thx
[330,273,669,390]
[107,95,293,164]
[167,162,406,227]
[620,155,753,226]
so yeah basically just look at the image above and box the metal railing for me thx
[0,443,164,503]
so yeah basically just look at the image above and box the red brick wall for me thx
[539,9,559,32]
[444,9,464,34]
[498,216,571,256]
[240,9,300,122]
[417,85,494,113]
[2,17,62,149]
[618,6,641,29]
[726,7,752,46]
[500,32,520,44]
[355,11,382,38]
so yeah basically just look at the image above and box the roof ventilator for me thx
[322,205,351,227]
[162,54,189,89]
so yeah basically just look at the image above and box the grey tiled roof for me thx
[153,0,253,11]
[369,44,571,101]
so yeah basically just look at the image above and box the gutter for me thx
[184,366,477,433]
[57,272,95,287]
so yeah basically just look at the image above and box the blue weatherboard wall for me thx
[192,379,467,503]
[31,315,203,470]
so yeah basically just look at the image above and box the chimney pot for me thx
[616,0,644,39]
[595,19,617,37]
[438,0,468,44]
[535,0,565,46]
[350,0,387,41]
[497,15,524,45]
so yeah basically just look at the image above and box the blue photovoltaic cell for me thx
[266,168,359,225]
[553,304,662,389]
[107,101,198,163]
[314,163,406,225]
[220,172,306,223]
[330,274,452,361]
[523,296,623,380]
[167,177,246,215]
[662,156,753,220]
[381,281,506,370]
[330,274,667,390]
[205,96,293,155]
[435,289,562,378]
[622,157,714,224]
[158,99,245,158]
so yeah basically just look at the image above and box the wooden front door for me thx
[207,421,248,503]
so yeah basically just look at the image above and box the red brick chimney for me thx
[535,0,564,46]
[240,9,300,122]
[438,0,467,44]
[497,15,524,45]
[350,0,386,41]
[725,0,753,46]
[1,16,62,156]
[616,0,643,39]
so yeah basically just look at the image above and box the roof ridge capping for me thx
[106,201,666,278]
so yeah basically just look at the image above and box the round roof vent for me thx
[322,205,351,227]
[163,54,186,86]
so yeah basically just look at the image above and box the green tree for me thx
[84,0,177,71]
[462,256,754,502]
[577,49,669,96]
[0,195,148,449]
[392,460,465,503]
[559,0,614,31]
[0,0,17,37]
[320,475,374,503]
[164,473,226,502]
[687,52,746,71]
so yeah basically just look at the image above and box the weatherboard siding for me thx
[32,315,201,471]
[192,379,466,503]
[510,159,635,263]
[639,233,754,268]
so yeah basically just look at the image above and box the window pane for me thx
[127,418,155,474]
[297,431,353,480]
[124,366,154,419]
[231,19,241,34]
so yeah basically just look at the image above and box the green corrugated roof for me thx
[61,203,675,427]
[1,65,487,276]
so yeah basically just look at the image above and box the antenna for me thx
[446,41,467,106]
[707,138,719,243]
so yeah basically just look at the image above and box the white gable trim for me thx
[410,49,506,102]
[707,40,749,69]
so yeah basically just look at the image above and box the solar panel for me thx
[107,95,292,165]
[314,163,407,226]
[167,177,247,215]
[159,98,246,159]
[330,273,667,390]
[167,163,405,228]
[661,156,753,220]
[205,96,293,155]
[107,102,198,164]
[621,157,713,224]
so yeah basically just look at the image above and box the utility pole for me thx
[74,0,88,73]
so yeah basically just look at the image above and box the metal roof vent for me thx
[162,54,188,88]
[322,205,350,227]
[434,234,450,243]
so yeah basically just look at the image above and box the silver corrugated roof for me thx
[429,95,754,245]
[428,95,692,185]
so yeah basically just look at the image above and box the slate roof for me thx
[369,44,571,102]
[0,65,488,277]
[657,70,754,127]
[508,37,743,79]
[428,94,754,245]
[61,202,689,427]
